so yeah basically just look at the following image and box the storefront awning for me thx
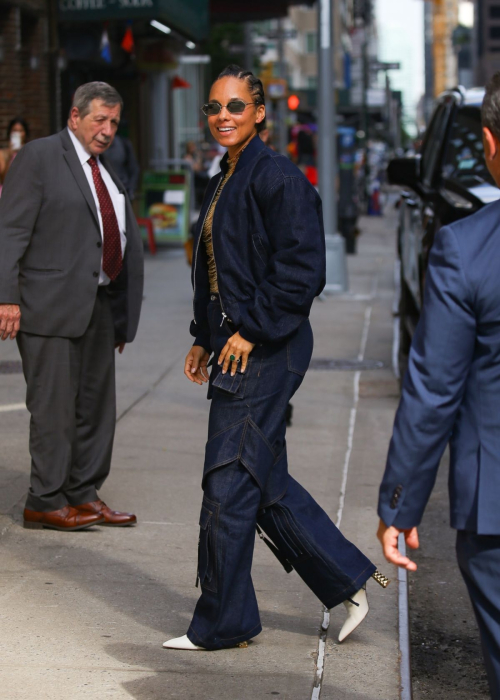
[58,0,209,41]
[210,0,314,22]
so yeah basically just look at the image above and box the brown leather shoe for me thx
[74,499,137,527]
[23,506,105,531]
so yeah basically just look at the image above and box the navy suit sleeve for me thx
[239,175,326,344]
[378,225,476,529]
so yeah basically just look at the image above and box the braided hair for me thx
[216,64,266,133]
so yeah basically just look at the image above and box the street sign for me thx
[266,79,287,99]
[350,87,386,107]
[372,61,401,71]
[264,29,298,40]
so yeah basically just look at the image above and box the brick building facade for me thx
[0,0,52,149]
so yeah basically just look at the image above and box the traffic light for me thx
[288,94,300,110]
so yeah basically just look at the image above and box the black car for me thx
[389,86,500,380]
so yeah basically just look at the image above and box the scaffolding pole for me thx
[317,0,348,292]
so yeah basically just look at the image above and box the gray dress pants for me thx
[17,288,116,512]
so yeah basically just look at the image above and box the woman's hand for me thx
[219,332,255,376]
[184,345,210,385]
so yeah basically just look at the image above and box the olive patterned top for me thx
[202,150,242,294]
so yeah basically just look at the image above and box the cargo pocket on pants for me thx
[203,418,282,498]
[197,497,219,593]
[211,364,248,398]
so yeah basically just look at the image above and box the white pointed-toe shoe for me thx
[338,586,369,643]
[163,634,204,650]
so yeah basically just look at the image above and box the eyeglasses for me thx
[201,100,257,116]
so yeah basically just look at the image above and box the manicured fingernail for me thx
[222,370,226,374]
[191,368,196,373]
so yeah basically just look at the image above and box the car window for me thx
[420,104,450,187]
[442,106,495,187]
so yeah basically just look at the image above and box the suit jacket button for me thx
[93,271,99,277]
[97,241,102,248]
[390,486,402,509]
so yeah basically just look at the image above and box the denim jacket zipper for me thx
[210,223,229,325]
[192,174,222,325]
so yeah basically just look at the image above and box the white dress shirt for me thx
[67,128,127,286]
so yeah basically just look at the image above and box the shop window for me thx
[306,32,317,54]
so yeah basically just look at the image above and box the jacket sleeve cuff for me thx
[193,336,212,354]
[0,286,21,305]
[239,326,260,345]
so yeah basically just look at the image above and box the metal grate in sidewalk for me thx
[309,358,384,371]
[0,361,22,375]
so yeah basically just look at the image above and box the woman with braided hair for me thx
[163,65,387,652]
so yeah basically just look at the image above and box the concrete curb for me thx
[398,533,413,699]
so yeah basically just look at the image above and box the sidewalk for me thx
[0,211,402,700]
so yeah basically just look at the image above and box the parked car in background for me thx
[388,86,500,380]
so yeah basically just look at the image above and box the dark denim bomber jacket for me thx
[190,135,326,352]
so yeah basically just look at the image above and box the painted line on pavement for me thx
[393,317,400,380]
[311,304,373,700]
[0,403,26,413]
[357,306,373,364]
[335,371,360,530]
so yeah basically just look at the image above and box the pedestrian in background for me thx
[105,128,140,200]
[0,82,144,531]
[164,64,387,653]
[206,143,226,179]
[377,71,500,699]
[184,140,204,173]
[185,140,210,208]
[0,117,30,197]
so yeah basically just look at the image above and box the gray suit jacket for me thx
[0,128,144,342]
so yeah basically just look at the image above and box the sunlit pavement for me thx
[0,207,403,700]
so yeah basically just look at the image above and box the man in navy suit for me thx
[378,73,500,698]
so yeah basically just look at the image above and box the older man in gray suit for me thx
[0,82,144,531]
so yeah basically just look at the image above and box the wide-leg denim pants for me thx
[187,299,375,650]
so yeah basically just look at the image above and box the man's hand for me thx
[377,519,419,572]
[218,332,255,376]
[0,304,21,340]
[115,342,126,354]
[184,345,210,385]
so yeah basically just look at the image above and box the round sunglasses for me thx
[201,100,257,117]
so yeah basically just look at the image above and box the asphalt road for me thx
[409,451,490,699]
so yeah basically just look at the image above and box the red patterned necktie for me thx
[88,156,123,281]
